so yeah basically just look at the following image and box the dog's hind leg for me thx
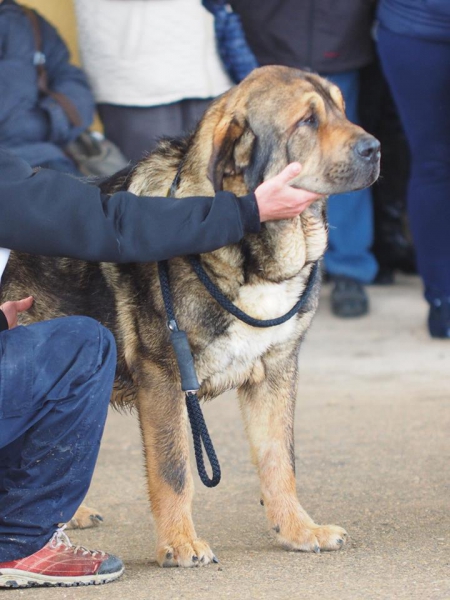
[238,346,348,553]
[136,377,216,568]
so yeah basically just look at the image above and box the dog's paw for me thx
[157,539,218,568]
[276,522,348,553]
[65,505,104,530]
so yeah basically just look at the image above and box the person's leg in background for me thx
[0,316,123,587]
[359,59,416,285]
[180,98,212,133]
[323,70,378,318]
[377,28,450,338]
[98,98,212,163]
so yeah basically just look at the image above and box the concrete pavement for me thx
[18,275,449,600]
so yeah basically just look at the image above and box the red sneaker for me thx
[0,526,124,588]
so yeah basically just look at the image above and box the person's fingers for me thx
[285,188,322,206]
[298,190,322,203]
[273,162,302,186]
[15,296,34,313]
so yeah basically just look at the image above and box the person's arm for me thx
[0,57,50,140]
[0,149,258,263]
[0,150,320,264]
[38,15,95,143]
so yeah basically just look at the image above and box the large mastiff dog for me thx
[1,66,380,567]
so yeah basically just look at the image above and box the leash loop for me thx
[185,392,221,488]
[188,256,319,327]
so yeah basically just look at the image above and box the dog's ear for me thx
[244,136,274,191]
[208,115,255,191]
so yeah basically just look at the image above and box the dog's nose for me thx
[354,136,381,160]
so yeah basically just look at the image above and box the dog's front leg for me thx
[137,382,216,567]
[238,347,347,552]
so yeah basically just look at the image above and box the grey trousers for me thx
[97,98,213,163]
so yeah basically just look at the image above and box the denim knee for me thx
[55,316,116,379]
[27,316,117,413]
[94,321,117,377]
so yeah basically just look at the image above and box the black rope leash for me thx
[185,392,221,487]
[188,256,320,327]
[157,257,320,488]
[158,260,221,487]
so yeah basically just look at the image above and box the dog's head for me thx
[206,65,380,196]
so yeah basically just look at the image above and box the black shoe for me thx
[373,229,417,277]
[330,276,369,318]
[428,298,450,339]
[373,266,395,286]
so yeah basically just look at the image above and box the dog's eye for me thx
[297,114,317,127]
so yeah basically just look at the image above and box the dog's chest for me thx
[196,275,312,391]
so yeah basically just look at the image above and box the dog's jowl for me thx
[1,66,380,567]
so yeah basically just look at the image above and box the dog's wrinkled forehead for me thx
[242,67,345,129]
[302,73,345,113]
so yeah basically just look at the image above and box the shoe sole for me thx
[332,305,368,318]
[0,566,124,588]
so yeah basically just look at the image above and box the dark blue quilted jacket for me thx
[377,0,450,41]
[0,0,94,167]
[202,0,258,83]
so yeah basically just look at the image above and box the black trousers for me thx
[97,98,213,163]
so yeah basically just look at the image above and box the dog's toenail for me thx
[337,538,344,545]
[213,556,219,563]
[273,525,280,533]
[314,545,321,554]
[166,552,173,560]
[192,555,199,562]
[260,499,264,506]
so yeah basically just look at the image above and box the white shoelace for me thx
[49,524,106,558]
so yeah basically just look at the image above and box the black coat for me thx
[0,149,259,270]
[230,0,375,75]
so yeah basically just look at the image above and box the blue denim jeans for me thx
[377,27,450,301]
[0,316,116,562]
[324,70,378,284]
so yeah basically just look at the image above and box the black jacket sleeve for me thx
[0,310,8,332]
[0,149,260,263]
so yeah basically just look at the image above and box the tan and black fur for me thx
[1,66,380,567]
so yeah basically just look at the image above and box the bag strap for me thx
[22,7,83,128]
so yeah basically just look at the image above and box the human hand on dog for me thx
[0,296,34,329]
[255,163,322,222]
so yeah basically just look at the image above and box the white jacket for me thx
[0,248,10,281]
[73,0,233,106]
